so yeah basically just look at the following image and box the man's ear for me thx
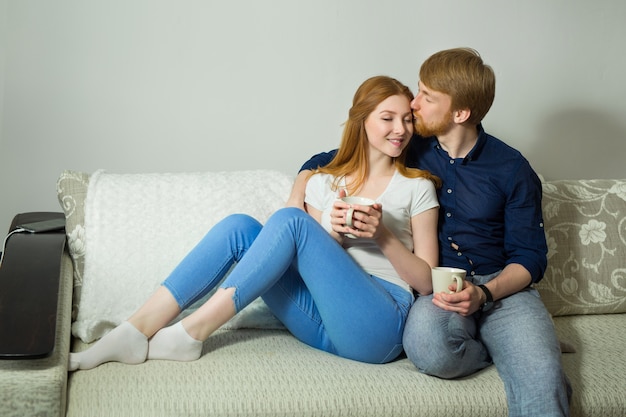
[453,108,471,124]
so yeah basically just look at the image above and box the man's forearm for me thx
[288,150,336,209]
[484,263,532,302]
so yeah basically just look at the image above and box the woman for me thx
[69,75,440,370]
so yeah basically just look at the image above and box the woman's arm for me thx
[374,207,439,295]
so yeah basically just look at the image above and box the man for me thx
[288,48,571,416]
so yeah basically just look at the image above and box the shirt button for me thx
[446,212,452,218]
[447,188,452,194]
[457,252,462,256]
[447,236,452,241]
[471,271,476,276]
[449,160,455,165]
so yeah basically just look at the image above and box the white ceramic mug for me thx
[341,196,376,239]
[431,267,466,294]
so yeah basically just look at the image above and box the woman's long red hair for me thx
[314,75,440,194]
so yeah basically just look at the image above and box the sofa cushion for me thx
[66,328,509,417]
[537,179,626,316]
[65,314,626,417]
[57,170,293,343]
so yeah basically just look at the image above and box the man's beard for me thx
[414,113,454,137]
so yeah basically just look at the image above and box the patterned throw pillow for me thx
[56,170,90,320]
[536,179,626,316]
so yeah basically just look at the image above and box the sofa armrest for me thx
[0,212,73,417]
[0,212,66,358]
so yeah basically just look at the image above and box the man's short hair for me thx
[419,47,496,125]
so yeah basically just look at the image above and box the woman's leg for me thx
[148,287,236,361]
[69,214,263,370]
[180,208,412,363]
[263,265,412,363]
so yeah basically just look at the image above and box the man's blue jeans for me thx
[162,208,413,364]
[402,272,572,416]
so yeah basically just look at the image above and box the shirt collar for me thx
[464,124,487,163]
[431,124,487,164]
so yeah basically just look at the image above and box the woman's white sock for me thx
[147,321,203,362]
[68,321,148,371]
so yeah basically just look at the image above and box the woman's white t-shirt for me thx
[304,170,439,293]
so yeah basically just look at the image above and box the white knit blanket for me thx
[74,170,293,343]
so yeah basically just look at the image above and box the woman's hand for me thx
[330,197,384,240]
[348,203,384,239]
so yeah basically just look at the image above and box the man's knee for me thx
[403,299,488,379]
[403,310,463,379]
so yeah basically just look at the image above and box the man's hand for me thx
[433,264,532,316]
[432,281,485,316]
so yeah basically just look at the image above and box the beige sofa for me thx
[1,169,626,417]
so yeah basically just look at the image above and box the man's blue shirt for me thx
[299,125,548,283]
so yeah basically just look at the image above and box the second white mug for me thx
[432,267,466,294]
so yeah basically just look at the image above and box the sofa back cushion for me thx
[57,171,626,340]
[57,170,293,343]
[537,179,626,316]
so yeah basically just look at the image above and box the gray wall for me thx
[1,0,625,228]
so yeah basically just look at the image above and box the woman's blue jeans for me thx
[402,272,572,417]
[161,208,413,364]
